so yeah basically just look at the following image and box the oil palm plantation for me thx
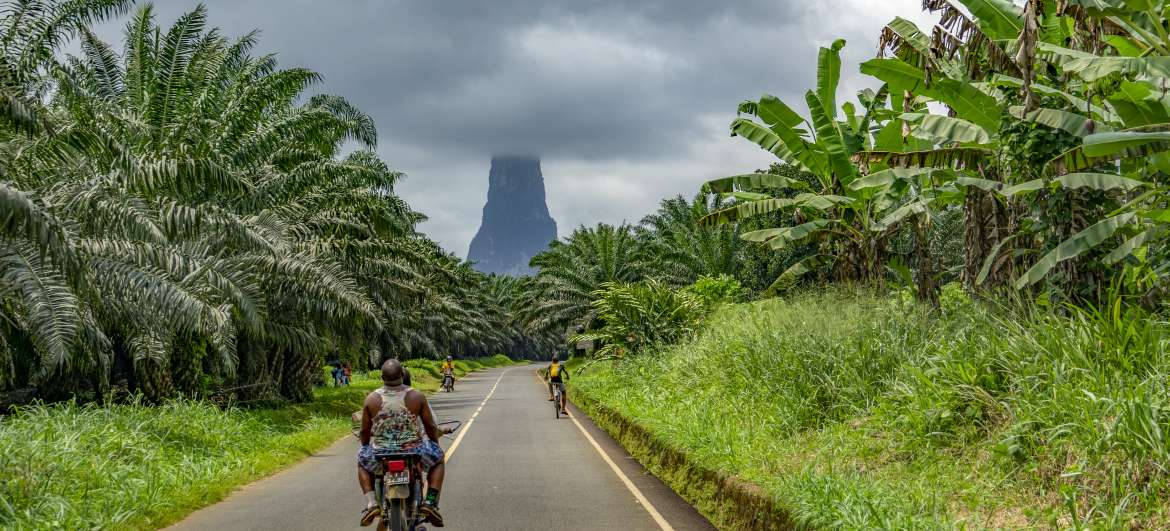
[0,2,528,402]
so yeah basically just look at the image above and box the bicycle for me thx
[551,381,565,419]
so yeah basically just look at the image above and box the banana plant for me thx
[699,39,961,292]
[865,5,1168,292]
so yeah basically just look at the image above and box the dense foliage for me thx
[698,0,1170,308]
[0,2,549,405]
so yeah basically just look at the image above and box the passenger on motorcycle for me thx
[545,355,569,413]
[357,359,446,527]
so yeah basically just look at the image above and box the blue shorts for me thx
[358,440,444,475]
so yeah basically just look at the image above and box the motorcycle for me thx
[441,373,454,392]
[373,450,427,531]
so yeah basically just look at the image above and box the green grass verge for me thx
[0,355,515,530]
[571,289,1170,529]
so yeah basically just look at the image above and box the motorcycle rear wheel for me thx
[385,498,408,531]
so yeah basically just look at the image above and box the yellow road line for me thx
[533,368,674,531]
[443,368,509,461]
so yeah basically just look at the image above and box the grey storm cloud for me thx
[91,0,932,256]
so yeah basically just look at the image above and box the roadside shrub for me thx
[573,280,706,358]
[686,274,745,307]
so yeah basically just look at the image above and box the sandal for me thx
[360,505,380,527]
[419,503,444,527]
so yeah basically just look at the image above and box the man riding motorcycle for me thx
[441,356,455,390]
[357,359,446,527]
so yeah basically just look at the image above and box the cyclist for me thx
[545,355,569,414]
[440,356,455,390]
[356,359,446,527]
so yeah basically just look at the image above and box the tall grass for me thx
[572,289,1170,528]
[0,356,516,529]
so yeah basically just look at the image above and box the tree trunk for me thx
[280,349,317,403]
[134,358,173,403]
[915,213,940,307]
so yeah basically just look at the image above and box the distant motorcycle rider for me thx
[441,356,455,390]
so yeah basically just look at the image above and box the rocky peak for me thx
[467,156,558,276]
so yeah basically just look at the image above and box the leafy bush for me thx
[573,280,706,358]
[938,281,972,315]
[686,274,745,307]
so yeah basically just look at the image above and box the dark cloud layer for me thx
[92,0,931,255]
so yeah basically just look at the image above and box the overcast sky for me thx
[92,1,935,257]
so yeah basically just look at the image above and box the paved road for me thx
[168,365,714,531]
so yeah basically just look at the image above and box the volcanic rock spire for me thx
[467,156,558,276]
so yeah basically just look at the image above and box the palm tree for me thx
[523,223,649,336]
[638,193,741,284]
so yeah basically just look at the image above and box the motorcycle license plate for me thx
[385,470,410,485]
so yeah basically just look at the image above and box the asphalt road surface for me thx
[168,364,714,531]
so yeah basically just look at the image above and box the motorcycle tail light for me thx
[386,460,406,473]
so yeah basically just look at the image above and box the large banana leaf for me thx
[906,113,992,144]
[875,198,931,230]
[1000,173,1146,197]
[724,191,772,202]
[764,254,831,294]
[701,173,807,194]
[752,94,805,129]
[729,118,799,166]
[742,219,832,250]
[861,59,1001,132]
[1015,213,1137,288]
[733,116,829,176]
[882,17,965,79]
[1062,56,1170,82]
[1044,138,1170,175]
[1058,172,1147,191]
[990,74,1115,121]
[817,39,846,119]
[957,0,1024,39]
[699,197,798,226]
[999,180,1046,197]
[1107,81,1170,126]
[796,193,855,210]
[848,167,936,190]
[956,176,1002,191]
[857,147,992,169]
[699,193,851,226]
[806,90,858,185]
[1104,227,1161,264]
[1081,130,1170,157]
[1009,106,1108,137]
